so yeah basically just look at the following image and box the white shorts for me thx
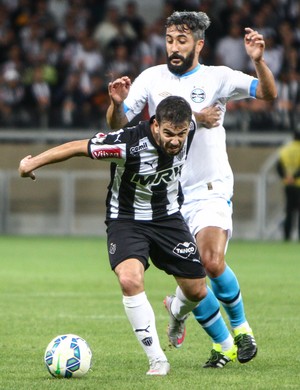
[181,197,233,240]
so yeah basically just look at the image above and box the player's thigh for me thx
[196,226,228,258]
[185,197,233,239]
[106,220,150,271]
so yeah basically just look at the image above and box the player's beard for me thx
[167,46,196,75]
[159,138,183,156]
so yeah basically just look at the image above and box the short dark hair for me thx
[166,11,211,40]
[155,96,192,125]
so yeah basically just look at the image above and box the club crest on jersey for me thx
[109,242,116,254]
[191,88,206,103]
[93,132,107,144]
[173,241,197,259]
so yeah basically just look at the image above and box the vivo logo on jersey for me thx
[92,147,121,159]
[173,242,197,259]
[191,88,206,103]
[131,166,182,186]
[130,141,148,155]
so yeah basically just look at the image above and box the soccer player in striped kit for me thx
[19,96,210,376]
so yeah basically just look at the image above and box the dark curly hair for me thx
[166,11,211,40]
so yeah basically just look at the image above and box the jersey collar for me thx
[171,63,201,78]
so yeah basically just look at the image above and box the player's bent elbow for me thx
[265,91,278,101]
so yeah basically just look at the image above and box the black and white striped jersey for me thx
[88,119,188,221]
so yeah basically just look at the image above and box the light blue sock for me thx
[192,286,230,344]
[210,265,246,328]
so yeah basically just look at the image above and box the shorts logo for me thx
[173,241,197,259]
[109,242,116,254]
[191,88,205,103]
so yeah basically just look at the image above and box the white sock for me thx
[219,334,235,351]
[171,286,200,319]
[232,321,252,333]
[123,292,167,362]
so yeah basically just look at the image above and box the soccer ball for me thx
[44,334,92,378]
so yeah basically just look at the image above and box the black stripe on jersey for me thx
[186,120,196,155]
[106,162,117,212]
[106,121,147,219]
[118,146,141,218]
[151,152,175,219]
[177,181,184,208]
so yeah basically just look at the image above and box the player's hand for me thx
[244,27,265,62]
[19,155,36,180]
[108,76,131,105]
[194,104,222,128]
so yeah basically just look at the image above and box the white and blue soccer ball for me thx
[44,334,92,378]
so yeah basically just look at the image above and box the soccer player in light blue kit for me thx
[106,11,277,367]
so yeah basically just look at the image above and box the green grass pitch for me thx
[1,236,299,390]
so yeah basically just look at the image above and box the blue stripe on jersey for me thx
[250,79,258,97]
[175,63,201,78]
[124,102,129,113]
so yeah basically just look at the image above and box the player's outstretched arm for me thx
[106,76,131,129]
[18,140,89,180]
[244,27,277,101]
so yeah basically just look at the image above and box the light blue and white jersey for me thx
[123,63,258,204]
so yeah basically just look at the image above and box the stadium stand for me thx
[0,0,298,132]
[0,1,299,239]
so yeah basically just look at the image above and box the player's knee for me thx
[117,271,144,295]
[194,284,207,302]
[201,249,225,277]
[185,281,207,302]
[114,259,145,295]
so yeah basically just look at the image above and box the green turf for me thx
[0,237,299,390]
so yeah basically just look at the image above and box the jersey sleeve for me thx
[88,130,128,161]
[123,68,152,122]
[218,66,258,100]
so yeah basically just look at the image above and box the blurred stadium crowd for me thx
[0,0,299,131]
